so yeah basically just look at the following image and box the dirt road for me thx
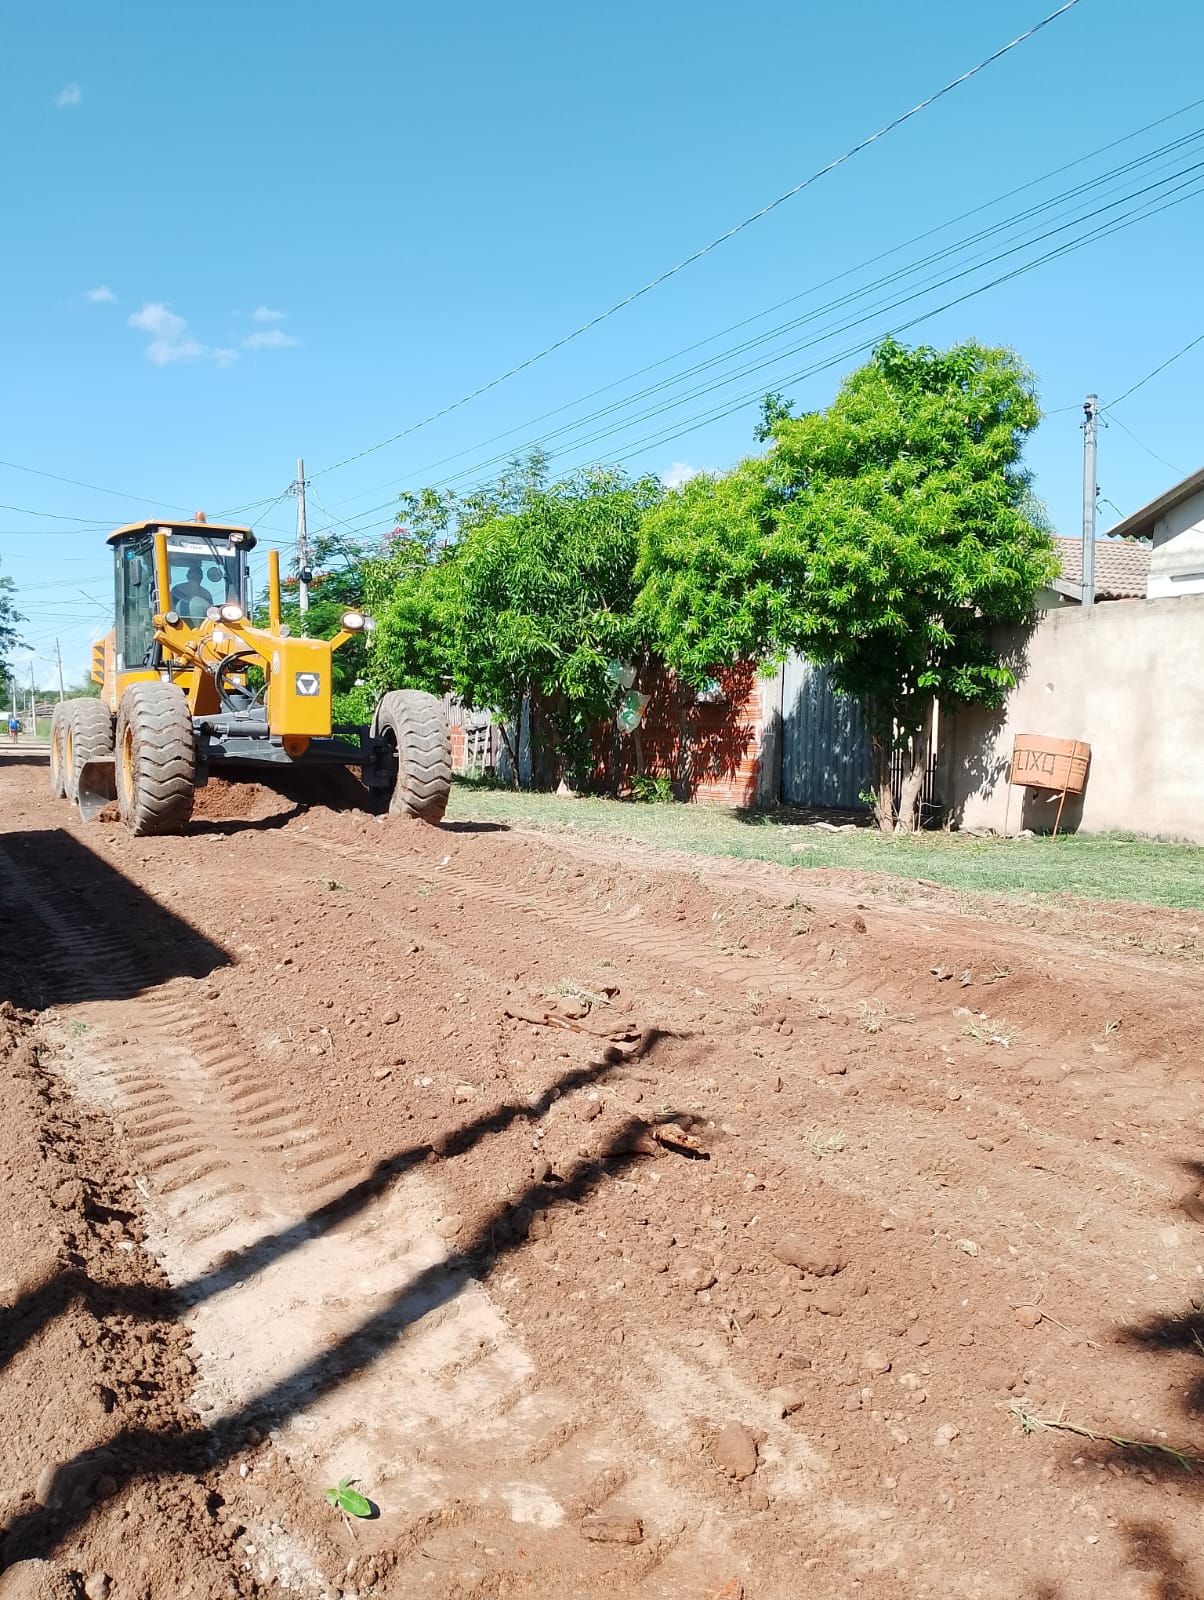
[3,750,1204,1600]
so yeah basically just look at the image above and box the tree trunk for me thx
[894,702,933,833]
[497,715,521,790]
[871,739,895,832]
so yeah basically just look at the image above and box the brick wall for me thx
[443,669,772,806]
[594,661,768,806]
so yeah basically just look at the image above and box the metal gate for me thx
[781,653,875,809]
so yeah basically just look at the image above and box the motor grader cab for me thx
[48,518,451,836]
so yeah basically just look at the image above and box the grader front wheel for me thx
[115,682,196,836]
[373,690,452,823]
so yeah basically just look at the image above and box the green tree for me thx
[638,338,1058,830]
[0,563,26,703]
[369,456,661,785]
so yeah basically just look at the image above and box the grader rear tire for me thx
[115,682,195,836]
[373,690,451,823]
[64,699,115,804]
[49,704,67,798]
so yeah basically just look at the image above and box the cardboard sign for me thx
[1009,735,1091,795]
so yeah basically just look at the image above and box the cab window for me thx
[166,541,245,626]
[115,540,155,669]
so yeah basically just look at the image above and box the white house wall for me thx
[1149,485,1204,598]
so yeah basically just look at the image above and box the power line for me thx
[541,174,1204,481]
[320,124,1204,531]
[319,154,1204,529]
[1102,411,1186,476]
[308,0,1085,485]
[323,102,1204,518]
[418,151,1204,495]
[0,458,192,513]
[331,131,1204,518]
[1105,329,1204,409]
[0,503,114,524]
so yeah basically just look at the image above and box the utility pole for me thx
[54,638,66,702]
[1081,394,1098,608]
[295,457,310,631]
[27,659,35,731]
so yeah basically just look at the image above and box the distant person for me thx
[8,714,20,744]
[171,563,214,622]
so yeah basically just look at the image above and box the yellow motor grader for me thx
[49,518,450,835]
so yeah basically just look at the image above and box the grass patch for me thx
[446,783,1204,911]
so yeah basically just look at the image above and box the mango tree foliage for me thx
[638,338,1058,829]
[369,461,662,784]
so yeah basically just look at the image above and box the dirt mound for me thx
[191,777,295,823]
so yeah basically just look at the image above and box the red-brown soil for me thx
[3,756,1204,1600]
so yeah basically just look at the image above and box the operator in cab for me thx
[171,563,214,623]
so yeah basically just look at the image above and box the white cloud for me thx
[243,328,299,351]
[128,302,186,340]
[127,301,211,365]
[54,83,82,108]
[129,302,194,364]
[251,306,286,323]
[85,285,116,304]
[126,300,252,368]
[660,461,708,489]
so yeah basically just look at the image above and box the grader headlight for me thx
[340,611,366,632]
[220,602,245,623]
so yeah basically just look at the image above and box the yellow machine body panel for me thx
[264,635,334,737]
[92,629,164,711]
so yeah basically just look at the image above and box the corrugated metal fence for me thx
[781,655,875,809]
[780,655,940,817]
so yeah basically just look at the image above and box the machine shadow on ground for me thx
[0,753,52,769]
[0,828,231,1008]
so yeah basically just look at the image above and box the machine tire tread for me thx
[116,682,196,836]
[373,689,452,824]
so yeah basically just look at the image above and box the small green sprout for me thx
[325,1476,372,1518]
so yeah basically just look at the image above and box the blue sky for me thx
[2,0,1203,684]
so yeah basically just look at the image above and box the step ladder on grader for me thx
[49,518,451,835]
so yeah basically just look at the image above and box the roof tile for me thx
[1052,536,1149,600]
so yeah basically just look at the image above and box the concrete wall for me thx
[1149,485,1204,598]
[944,595,1204,842]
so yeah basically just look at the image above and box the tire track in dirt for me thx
[299,834,810,990]
[292,830,1200,1301]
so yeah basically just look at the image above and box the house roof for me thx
[1051,536,1150,601]
[1102,464,1204,542]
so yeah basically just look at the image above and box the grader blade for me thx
[77,757,117,822]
